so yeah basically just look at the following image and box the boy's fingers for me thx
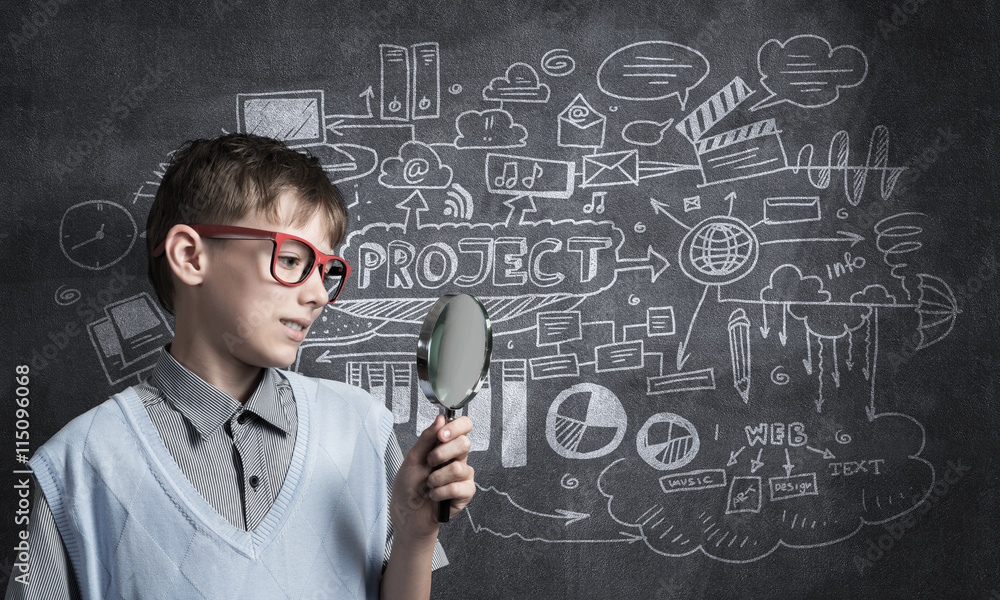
[405,414,446,461]
[427,461,474,488]
[437,416,473,443]
[428,434,472,467]
[428,479,476,504]
[404,415,475,470]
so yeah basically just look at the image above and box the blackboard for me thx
[2,0,998,598]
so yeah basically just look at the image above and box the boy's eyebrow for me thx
[317,237,335,256]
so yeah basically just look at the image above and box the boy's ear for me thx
[162,224,209,286]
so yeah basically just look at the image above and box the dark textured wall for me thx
[1,1,997,598]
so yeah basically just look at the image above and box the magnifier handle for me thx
[434,409,457,523]
[434,458,455,523]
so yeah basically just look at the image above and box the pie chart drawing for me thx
[546,383,627,459]
[636,412,700,470]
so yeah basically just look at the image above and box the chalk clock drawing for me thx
[59,200,138,270]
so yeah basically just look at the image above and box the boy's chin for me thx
[236,348,298,371]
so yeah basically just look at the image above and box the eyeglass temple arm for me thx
[152,229,273,257]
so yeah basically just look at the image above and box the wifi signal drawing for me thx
[442,182,474,220]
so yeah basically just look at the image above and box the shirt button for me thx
[249,475,260,488]
[237,412,250,424]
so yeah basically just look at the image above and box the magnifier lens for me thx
[416,293,492,524]
[427,295,489,409]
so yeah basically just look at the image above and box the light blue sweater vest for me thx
[29,370,394,600]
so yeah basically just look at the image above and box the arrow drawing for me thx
[727,446,746,467]
[779,303,789,346]
[866,307,880,421]
[802,328,814,375]
[783,448,794,477]
[726,191,737,216]
[476,484,590,525]
[325,85,375,119]
[677,285,710,371]
[466,484,649,545]
[760,302,789,345]
[650,197,692,232]
[750,448,764,474]
[326,120,415,139]
[637,160,700,181]
[616,245,671,283]
[759,231,864,247]
[806,446,836,460]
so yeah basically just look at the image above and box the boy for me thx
[6,133,475,599]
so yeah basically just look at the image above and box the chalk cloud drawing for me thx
[598,412,933,562]
[482,62,551,103]
[751,34,868,111]
[379,140,453,189]
[454,109,528,149]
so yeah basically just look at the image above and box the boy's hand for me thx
[390,414,476,540]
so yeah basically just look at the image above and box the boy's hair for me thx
[146,133,347,315]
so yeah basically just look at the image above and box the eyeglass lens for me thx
[274,238,346,302]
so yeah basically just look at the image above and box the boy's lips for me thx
[280,317,311,329]
[280,318,311,341]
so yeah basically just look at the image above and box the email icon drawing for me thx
[683,196,701,212]
[558,93,606,149]
[581,150,639,188]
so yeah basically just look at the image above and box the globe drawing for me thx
[679,216,759,285]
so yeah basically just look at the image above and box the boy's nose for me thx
[300,264,330,306]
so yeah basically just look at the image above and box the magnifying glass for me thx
[416,293,493,523]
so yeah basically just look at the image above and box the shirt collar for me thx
[148,345,294,439]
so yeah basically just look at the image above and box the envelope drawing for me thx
[683,195,701,212]
[557,94,606,149]
[580,150,639,188]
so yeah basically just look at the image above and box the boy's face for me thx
[197,191,334,369]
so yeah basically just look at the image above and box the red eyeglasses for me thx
[152,224,351,304]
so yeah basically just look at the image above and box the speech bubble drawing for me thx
[621,119,675,146]
[751,34,868,112]
[596,41,709,110]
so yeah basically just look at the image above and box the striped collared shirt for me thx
[5,346,446,600]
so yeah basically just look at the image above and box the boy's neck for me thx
[166,338,264,405]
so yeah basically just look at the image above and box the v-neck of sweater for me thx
[112,368,314,559]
